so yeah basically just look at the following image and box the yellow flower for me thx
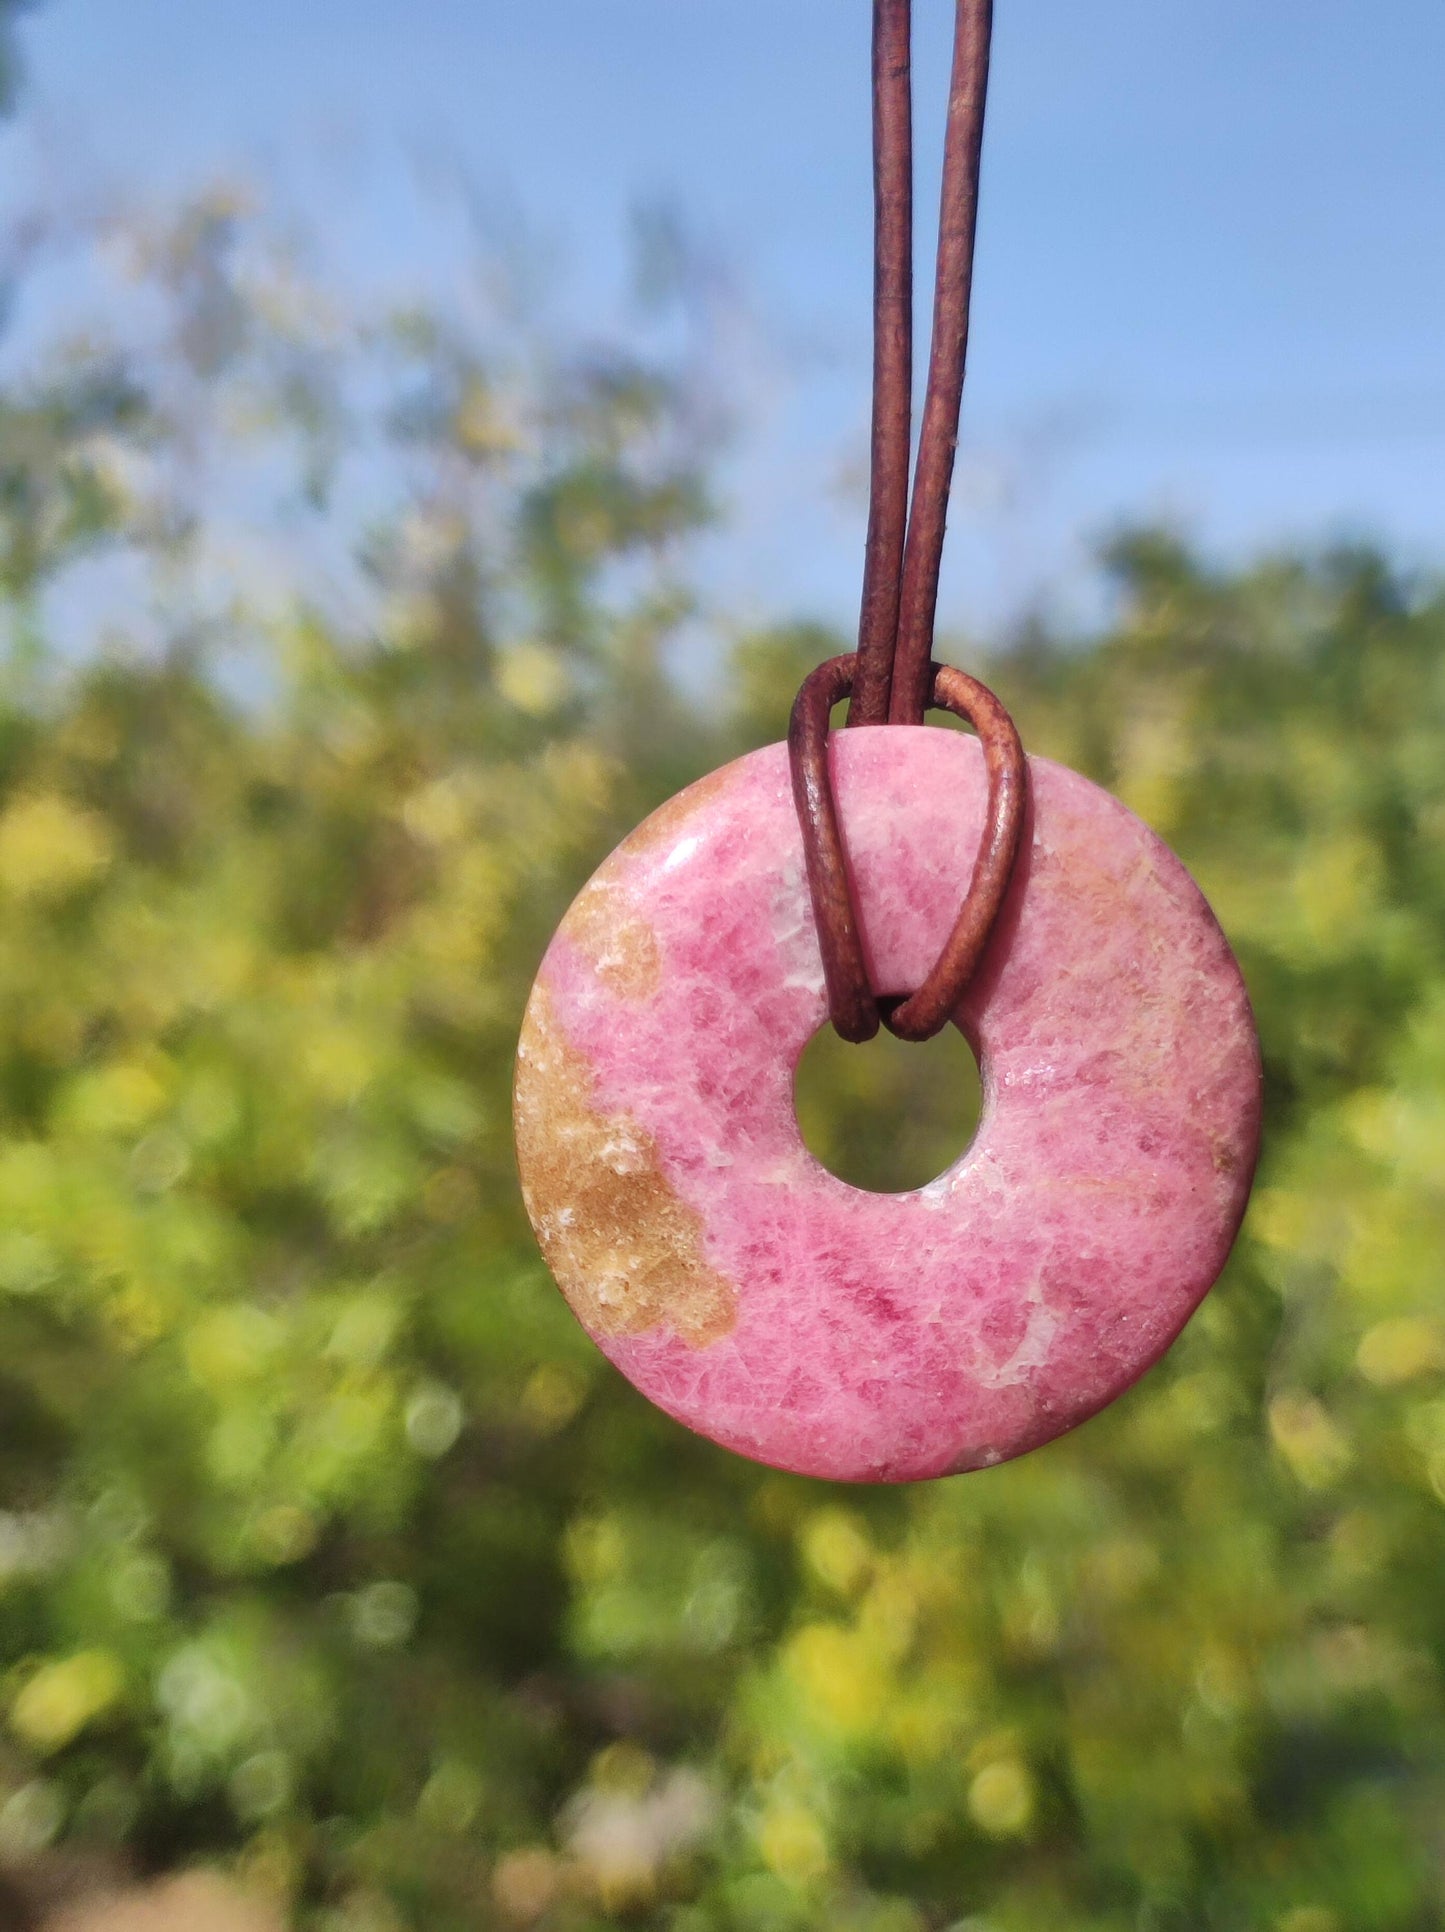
[0,793,112,900]
[499,644,570,717]
[12,1650,124,1753]
[800,1507,872,1596]
[1277,1910,1338,1932]
[1269,1393,1353,1489]
[1357,1317,1444,1387]
[783,1622,887,1734]
[62,1057,171,1138]
[758,1801,829,1883]
[967,1759,1035,1837]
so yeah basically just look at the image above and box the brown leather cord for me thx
[890,0,994,727]
[848,0,913,728]
[789,0,1027,1043]
[790,654,879,1043]
[789,656,1026,1043]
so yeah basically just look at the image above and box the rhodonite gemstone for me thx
[515,727,1261,1483]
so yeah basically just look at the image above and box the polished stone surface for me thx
[515,729,1261,1482]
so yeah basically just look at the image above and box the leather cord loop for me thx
[788,0,1029,1043]
[789,656,1026,1044]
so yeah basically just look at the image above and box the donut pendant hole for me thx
[793,1018,984,1195]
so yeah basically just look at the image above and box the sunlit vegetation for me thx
[0,184,1441,1931]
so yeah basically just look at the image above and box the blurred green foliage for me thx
[0,186,1441,1932]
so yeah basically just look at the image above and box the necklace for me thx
[514,0,1261,1482]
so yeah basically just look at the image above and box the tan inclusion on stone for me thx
[556,880,661,1000]
[549,763,741,1003]
[514,983,737,1349]
[620,761,737,861]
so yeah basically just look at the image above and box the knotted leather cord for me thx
[789,0,1027,1045]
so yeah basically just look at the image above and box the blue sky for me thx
[6,0,1445,636]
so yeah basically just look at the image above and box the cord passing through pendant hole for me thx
[794,1020,983,1195]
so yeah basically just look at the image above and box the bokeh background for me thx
[0,3,1442,1928]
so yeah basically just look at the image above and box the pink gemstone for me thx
[515,728,1261,1483]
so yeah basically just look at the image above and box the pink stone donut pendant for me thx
[515,729,1261,1483]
